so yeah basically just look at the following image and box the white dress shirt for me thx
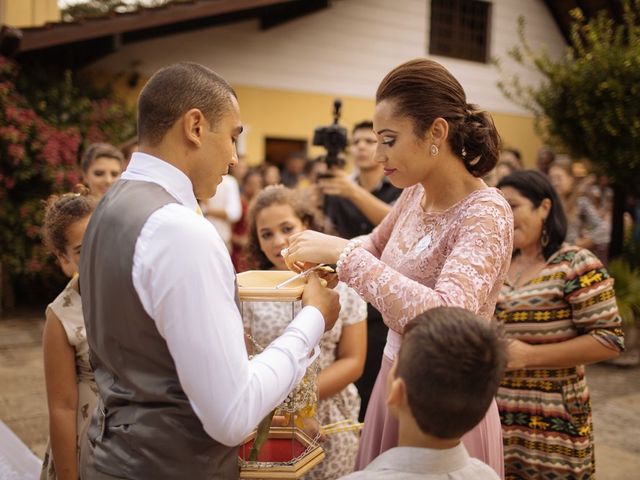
[200,174,242,251]
[340,443,500,479]
[121,152,325,446]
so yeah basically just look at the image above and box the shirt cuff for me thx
[287,305,324,350]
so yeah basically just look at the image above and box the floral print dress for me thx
[40,276,99,480]
[242,281,367,480]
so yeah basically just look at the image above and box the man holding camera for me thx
[319,120,402,420]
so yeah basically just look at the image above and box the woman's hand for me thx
[506,339,535,370]
[285,231,349,268]
[505,335,620,370]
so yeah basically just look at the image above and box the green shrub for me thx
[497,2,640,185]
[608,258,640,328]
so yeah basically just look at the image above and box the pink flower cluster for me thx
[0,55,134,277]
[38,125,82,168]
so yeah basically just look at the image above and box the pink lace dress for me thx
[338,184,513,478]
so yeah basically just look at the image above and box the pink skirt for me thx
[355,354,505,478]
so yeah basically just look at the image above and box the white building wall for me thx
[92,0,565,115]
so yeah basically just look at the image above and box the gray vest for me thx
[80,180,238,479]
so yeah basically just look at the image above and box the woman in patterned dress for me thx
[284,58,513,477]
[40,187,98,480]
[495,170,624,480]
[243,185,367,479]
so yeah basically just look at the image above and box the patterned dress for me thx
[242,282,367,480]
[339,184,514,477]
[495,246,624,480]
[40,276,99,480]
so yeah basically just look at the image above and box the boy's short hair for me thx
[396,307,506,439]
[352,120,373,134]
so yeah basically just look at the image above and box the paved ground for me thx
[1,311,639,478]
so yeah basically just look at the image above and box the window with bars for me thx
[429,0,491,63]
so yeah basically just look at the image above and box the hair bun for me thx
[452,104,500,177]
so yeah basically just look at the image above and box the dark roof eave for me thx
[19,0,295,52]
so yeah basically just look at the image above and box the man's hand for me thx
[302,273,340,332]
[317,169,356,199]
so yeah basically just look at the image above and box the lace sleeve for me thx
[360,187,414,257]
[564,248,625,351]
[337,282,368,326]
[339,195,513,332]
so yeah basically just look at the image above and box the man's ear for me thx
[183,108,206,147]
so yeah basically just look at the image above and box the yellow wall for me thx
[492,113,543,168]
[110,75,544,168]
[234,86,375,165]
[237,86,544,167]
[0,0,60,27]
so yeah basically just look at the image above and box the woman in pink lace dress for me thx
[284,58,513,477]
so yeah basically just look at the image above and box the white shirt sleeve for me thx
[132,204,324,446]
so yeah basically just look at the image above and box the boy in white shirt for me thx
[342,307,506,479]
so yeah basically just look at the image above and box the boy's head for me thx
[387,307,506,439]
[350,120,378,171]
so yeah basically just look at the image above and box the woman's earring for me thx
[430,144,439,156]
[541,224,550,248]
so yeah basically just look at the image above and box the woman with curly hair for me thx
[244,185,367,479]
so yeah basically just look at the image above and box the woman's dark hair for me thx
[497,170,567,259]
[42,184,96,256]
[376,58,500,177]
[246,185,323,270]
[241,167,263,186]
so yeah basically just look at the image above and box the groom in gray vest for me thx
[79,62,340,479]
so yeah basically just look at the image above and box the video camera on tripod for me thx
[312,99,348,169]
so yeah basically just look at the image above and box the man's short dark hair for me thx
[352,120,373,134]
[397,307,506,439]
[137,62,236,145]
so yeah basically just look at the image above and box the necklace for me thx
[509,253,545,287]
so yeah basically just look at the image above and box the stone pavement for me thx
[1,311,639,478]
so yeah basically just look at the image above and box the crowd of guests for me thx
[485,147,620,266]
[36,58,628,480]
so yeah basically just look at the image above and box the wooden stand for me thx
[238,427,325,479]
